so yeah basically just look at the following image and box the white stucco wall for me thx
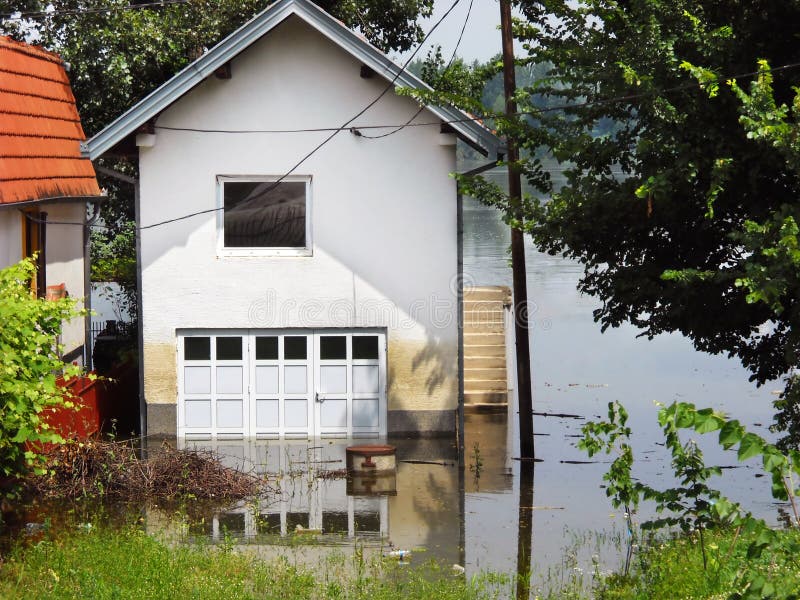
[44,202,86,357]
[138,16,459,429]
[0,209,22,268]
[0,203,86,360]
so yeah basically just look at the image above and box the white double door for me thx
[178,329,386,439]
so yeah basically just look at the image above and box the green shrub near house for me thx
[0,258,86,498]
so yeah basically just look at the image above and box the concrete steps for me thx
[463,286,511,412]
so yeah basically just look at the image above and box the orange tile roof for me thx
[0,36,101,205]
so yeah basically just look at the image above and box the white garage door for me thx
[177,329,386,439]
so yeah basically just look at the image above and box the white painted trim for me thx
[177,328,386,439]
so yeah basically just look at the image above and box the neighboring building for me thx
[83,0,501,440]
[0,35,103,365]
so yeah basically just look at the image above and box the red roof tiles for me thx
[0,36,101,204]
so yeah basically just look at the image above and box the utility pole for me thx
[500,0,534,459]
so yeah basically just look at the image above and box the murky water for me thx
[8,195,784,594]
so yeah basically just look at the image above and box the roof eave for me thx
[83,0,501,160]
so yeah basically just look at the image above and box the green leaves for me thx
[737,433,764,461]
[719,419,745,449]
[0,258,85,498]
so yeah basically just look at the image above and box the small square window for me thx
[185,337,210,360]
[284,336,307,360]
[219,178,311,255]
[216,337,242,361]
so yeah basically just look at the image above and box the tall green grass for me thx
[0,525,510,600]
[599,528,800,599]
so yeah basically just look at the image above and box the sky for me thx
[396,0,514,65]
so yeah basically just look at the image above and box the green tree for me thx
[456,1,800,442]
[0,259,85,497]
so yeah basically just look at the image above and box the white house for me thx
[0,35,103,366]
[83,0,501,440]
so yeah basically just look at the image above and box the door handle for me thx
[315,392,324,404]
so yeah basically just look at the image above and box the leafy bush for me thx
[581,401,800,599]
[0,258,86,497]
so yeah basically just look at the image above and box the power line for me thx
[20,60,800,230]
[151,61,800,136]
[138,0,465,231]
[360,0,475,140]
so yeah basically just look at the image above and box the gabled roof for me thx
[82,0,501,160]
[0,36,101,205]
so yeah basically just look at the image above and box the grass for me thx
[0,525,511,599]
[598,527,800,599]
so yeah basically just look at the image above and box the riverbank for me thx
[3,521,798,599]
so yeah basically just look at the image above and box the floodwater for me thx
[143,194,784,593]
[7,188,783,595]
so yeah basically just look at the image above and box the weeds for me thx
[581,400,800,599]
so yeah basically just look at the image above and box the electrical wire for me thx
[15,57,800,229]
[138,0,465,231]
[360,0,475,140]
[152,60,800,136]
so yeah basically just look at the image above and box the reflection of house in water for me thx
[145,415,515,571]
[143,438,470,567]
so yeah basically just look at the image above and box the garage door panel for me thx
[285,399,309,428]
[217,399,244,428]
[255,366,279,394]
[320,399,347,429]
[184,366,211,394]
[185,399,212,428]
[353,366,379,394]
[320,365,347,394]
[256,399,280,428]
[353,398,379,428]
[216,366,243,394]
[284,365,308,394]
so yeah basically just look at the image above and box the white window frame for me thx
[216,175,313,257]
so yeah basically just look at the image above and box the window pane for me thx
[223,181,306,248]
[184,337,210,360]
[352,336,379,360]
[284,336,307,360]
[255,336,279,360]
[216,337,242,360]
[320,336,346,360]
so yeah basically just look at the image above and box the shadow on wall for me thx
[386,337,458,412]
[412,336,457,395]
